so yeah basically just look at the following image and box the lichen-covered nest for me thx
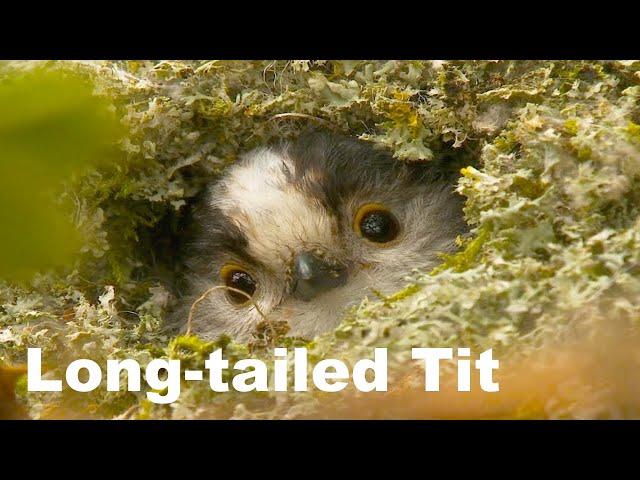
[1,60,640,419]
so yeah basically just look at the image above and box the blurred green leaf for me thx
[0,69,121,281]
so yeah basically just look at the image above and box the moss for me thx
[563,118,579,136]
[627,121,640,144]
[1,60,640,419]
[432,224,492,274]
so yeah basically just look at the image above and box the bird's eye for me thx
[220,264,257,305]
[354,203,400,244]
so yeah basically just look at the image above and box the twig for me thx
[186,286,268,335]
[269,113,338,130]
[116,404,139,420]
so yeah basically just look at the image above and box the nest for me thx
[1,60,640,419]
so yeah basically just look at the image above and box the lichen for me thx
[1,60,640,419]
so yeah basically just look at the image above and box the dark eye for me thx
[220,264,257,305]
[354,203,400,244]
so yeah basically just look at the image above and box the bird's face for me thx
[183,132,467,340]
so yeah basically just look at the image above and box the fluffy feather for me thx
[175,131,467,340]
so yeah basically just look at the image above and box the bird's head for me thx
[181,131,468,340]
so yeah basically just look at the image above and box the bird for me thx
[174,130,468,341]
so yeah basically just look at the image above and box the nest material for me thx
[1,60,640,419]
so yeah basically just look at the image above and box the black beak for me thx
[292,252,347,301]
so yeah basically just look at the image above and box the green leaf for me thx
[0,69,121,281]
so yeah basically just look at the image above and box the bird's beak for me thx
[292,251,348,301]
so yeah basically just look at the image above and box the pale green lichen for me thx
[1,60,640,419]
